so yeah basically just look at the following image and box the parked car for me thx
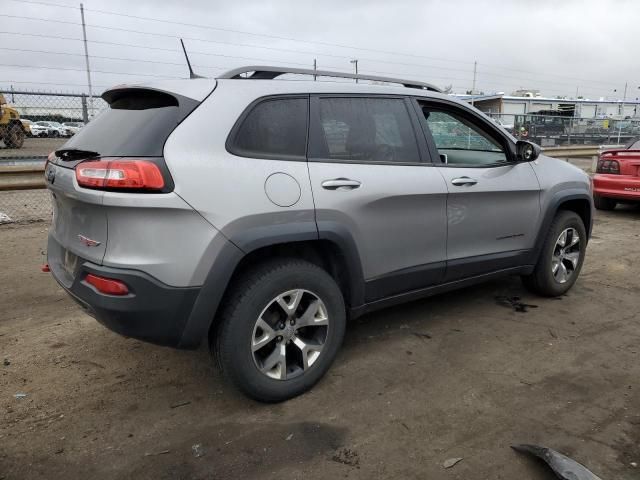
[30,121,51,137]
[493,117,514,132]
[62,122,85,136]
[44,66,593,402]
[35,121,66,137]
[593,138,640,209]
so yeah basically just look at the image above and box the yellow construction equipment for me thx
[0,93,27,149]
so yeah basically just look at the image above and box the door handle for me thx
[451,177,478,186]
[321,178,362,190]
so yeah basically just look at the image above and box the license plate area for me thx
[63,249,80,278]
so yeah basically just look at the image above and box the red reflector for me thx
[85,273,129,295]
[41,264,50,272]
[76,159,165,191]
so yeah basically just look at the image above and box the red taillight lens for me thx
[76,159,165,191]
[85,273,129,295]
[596,157,620,174]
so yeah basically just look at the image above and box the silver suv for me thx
[45,66,593,402]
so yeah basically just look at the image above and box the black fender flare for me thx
[528,189,593,266]
[177,221,366,349]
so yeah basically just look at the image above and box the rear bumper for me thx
[593,174,640,201]
[48,238,200,348]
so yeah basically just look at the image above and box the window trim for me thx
[308,94,433,166]
[410,97,517,168]
[225,94,310,162]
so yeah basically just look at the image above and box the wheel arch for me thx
[178,224,365,349]
[530,190,593,265]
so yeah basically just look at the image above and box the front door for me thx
[307,96,449,302]
[416,102,541,281]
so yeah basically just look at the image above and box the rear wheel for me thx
[3,123,25,148]
[213,259,346,402]
[594,195,617,211]
[522,210,586,296]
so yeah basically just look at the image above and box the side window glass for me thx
[231,98,308,159]
[421,108,508,166]
[312,98,420,163]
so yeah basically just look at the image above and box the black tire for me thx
[213,259,346,402]
[594,195,617,211]
[522,210,587,297]
[3,123,25,148]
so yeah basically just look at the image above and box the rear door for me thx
[414,100,541,281]
[307,95,448,302]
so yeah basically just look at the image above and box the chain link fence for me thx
[0,90,107,224]
[486,113,640,147]
[0,189,52,224]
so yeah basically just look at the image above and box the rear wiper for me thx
[55,149,100,161]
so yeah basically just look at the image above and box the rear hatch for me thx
[46,85,206,279]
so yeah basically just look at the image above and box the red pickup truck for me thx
[593,141,640,210]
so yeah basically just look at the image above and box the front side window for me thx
[420,107,508,166]
[230,97,308,159]
[311,97,420,163]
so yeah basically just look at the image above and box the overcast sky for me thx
[2,0,639,99]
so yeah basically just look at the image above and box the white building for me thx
[456,94,640,121]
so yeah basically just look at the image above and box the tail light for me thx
[76,159,165,191]
[85,273,129,295]
[596,157,620,174]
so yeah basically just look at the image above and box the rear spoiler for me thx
[600,149,640,157]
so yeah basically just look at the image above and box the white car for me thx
[35,121,66,137]
[62,122,85,136]
[493,117,514,132]
[30,122,51,137]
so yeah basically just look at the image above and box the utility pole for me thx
[10,85,14,103]
[350,59,358,83]
[617,81,628,144]
[79,3,94,120]
[313,59,317,81]
[471,60,477,106]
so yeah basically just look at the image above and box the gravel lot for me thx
[1,207,639,479]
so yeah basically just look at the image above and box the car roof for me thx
[103,77,460,106]
[101,66,459,105]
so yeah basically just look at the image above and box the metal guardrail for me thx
[0,164,45,191]
[0,144,621,192]
[543,146,600,158]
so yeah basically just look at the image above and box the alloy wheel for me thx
[551,227,581,284]
[251,289,329,380]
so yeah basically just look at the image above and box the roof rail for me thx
[218,66,442,92]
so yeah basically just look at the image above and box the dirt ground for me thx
[1,207,639,480]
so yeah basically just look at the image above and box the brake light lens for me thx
[85,273,129,295]
[76,159,165,190]
[596,157,620,174]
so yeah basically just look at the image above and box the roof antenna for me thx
[180,39,203,79]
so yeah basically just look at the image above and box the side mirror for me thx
[516,140,541,162]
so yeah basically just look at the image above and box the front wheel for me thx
[522,210,587,296]
[213,259,346,402]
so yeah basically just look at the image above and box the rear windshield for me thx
[62,89,199,157]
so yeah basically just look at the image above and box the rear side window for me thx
[228,97,308,159]
[63,89,198,157]
[310,97,420,164]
